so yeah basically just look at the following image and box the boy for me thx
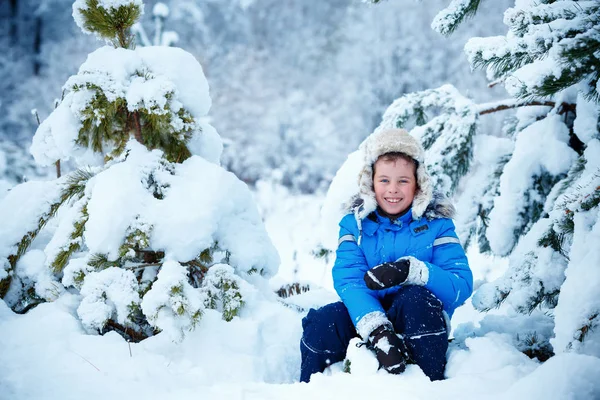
[300,128,473,382]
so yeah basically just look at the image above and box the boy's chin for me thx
[380,204,409,215]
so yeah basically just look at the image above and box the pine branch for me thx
[88,253,122,270]
[0,275,12,298]
[433,0,482,36]
[477,100,573,115]
[575,313,599,343]
[276,282,311,299]
[103,319,148,342]
[10,168,95,269]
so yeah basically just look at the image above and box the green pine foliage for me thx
[474,154,510,254]
[517,331,554,362]
[73,80,196,164]
[202,265,245,322]
[0,270,11,299]
[77,0,141,48]
[50,203,89,274]
[8,168,95,271]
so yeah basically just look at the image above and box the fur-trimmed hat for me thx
[351,128,434,221]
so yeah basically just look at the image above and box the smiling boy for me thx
[300,128,473,382]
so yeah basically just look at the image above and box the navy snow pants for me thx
[300,285,448,382]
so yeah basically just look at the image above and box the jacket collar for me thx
[362,207,414,236]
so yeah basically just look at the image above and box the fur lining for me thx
[398,256,429,285]
[352,128,436,221]
[344,192,455,221]
[356,311,391,340]
[423,191,456,220]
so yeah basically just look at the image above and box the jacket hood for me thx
[344,128,454,222]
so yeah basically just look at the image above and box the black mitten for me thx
[369,324,410,374]
[364,259,410,290]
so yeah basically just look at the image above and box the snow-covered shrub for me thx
[0,0,279,342]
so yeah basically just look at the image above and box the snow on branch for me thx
[432,0,481,36]
[466,2,600,100]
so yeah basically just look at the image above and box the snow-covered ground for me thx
[1,182,600,400]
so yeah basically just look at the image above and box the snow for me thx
[0,180,63,295]
[141,260,206,342]
[149,151,279,277]
[83,145,161,260]
[573,92,600,145]
[152,2,169,18]
[551,141,600,356]
[78,267,141,330]
[344,337,379,376]
[487,114,577,256]
[2,288,600,399]
[2,183,600,398]
[44,195,90,274]
[552,205,600,356]
[15,249,62,302]
[29,88,101,167]
[454,134,512,248]
[318,149,364,251]
[431,0,476,36]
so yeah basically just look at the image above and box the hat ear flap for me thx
[411,163,433,219]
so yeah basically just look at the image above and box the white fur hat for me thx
[354,128,433,221]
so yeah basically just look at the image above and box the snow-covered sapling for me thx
[0,0,279,342]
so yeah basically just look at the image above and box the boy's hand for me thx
[369,324,409,374]
[364,259,410,290]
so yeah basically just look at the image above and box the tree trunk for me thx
[33,16,42,75]
[9,0,18,46]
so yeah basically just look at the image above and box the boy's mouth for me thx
[385,198,402,203]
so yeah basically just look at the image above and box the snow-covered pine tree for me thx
[0,0,279,342]
[338,0,600,357]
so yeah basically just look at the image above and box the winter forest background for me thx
[1,0,600,399]
[0,0,511,191]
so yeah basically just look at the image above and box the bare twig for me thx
[71,350,101,372]
[478,100,558,115]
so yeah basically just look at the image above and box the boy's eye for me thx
[380,179,389,183]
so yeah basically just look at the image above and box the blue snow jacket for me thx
[332,207,473,335]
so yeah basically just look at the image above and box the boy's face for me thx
[373,158,417,215]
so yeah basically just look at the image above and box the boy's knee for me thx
[301,302,354,353]
[393,285,442,311]
[302,302,349,330]
[387,286,446,335]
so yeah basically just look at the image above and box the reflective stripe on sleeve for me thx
[433,236,461,247]
[338,234,356,246]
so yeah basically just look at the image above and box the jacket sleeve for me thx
[422,218,473,315]
[332,214,389,339]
